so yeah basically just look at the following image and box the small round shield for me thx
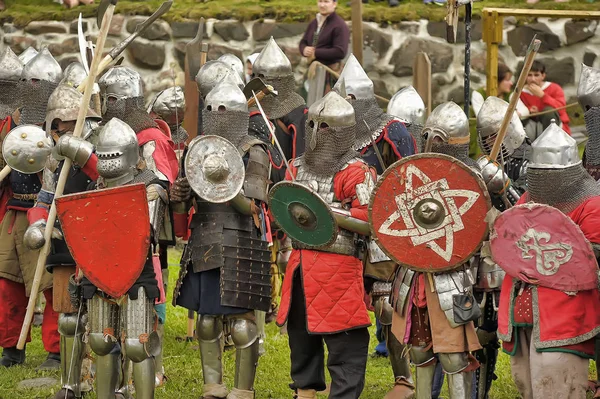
[369,153,491,272]
[185,135,245,203]
[491,203,598,291]
[2,125,53,174]
[268,181,338,248]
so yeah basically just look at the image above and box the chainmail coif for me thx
[103,97,157,133]
[352,97,394,150]
[19,80,58,125]
[0,80,22,120]
[260,74,306,120]
[406,123,424,153]
[431,142,479,170]
[170,125,189,145]
[584,106,600,166]
[527,164,600,214]
[302,119,359,176]
[202,109,250,148]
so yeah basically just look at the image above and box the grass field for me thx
[2,0,599,26]
[0,249,595,398]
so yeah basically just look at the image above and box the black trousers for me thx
[287,271,369,399]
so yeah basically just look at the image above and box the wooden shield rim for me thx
[55,184,151,298]
[368,153,492,272]
[268,181,338,248]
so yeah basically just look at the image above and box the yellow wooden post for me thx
[351,0,364,65]
[483,10,502,97]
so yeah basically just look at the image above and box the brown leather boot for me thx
[384,377,415,399]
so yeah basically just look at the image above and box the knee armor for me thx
[88,295,120,356]
[438,352,469,375]
[409,346,435,367]
[230,318,259,349]
[58,313,86,336]
[197,314,224,343]
[374,296,393,326]
[123,287,160,363]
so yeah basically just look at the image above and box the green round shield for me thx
[268,181,337,248]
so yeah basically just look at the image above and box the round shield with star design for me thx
[268,181,338,248]
[369,153,491,272]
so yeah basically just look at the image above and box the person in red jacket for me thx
[275,91,375,399]
[520,60,570,138]
[497,121,600,399]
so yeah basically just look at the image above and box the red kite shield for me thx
[490,203,598,291]
[369,154,491,272]
[55,184,151,298]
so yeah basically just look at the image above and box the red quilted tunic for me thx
[276,160,373,334]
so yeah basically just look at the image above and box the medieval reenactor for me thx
[218,53,245,82]
[0,47,63,369]
[57,117,168,399]
[470,96,527,399]
[387,85,427,153]
[98,65,179,186]
[578,64,600,180]
[149,86,188,156]
[493,121,600,398]
[274,91,376,399]
[172,79,272,399]
[387,102,485,399]
[333,58,417,398]
[252,37,307,180]
[24,83,100,399]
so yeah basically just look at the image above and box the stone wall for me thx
[1,15,599,111]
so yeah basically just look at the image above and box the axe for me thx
[17,0,119,350]
[183,18,207,143]
[244,77,278,108]
[76,1,173,92]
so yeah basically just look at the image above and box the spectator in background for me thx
[299,0,349,96]
[245,53,259,84]
[361,0,400,8]
[520,60,570,139]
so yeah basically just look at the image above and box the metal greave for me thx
[447,371,473,399]
[95,354,120,399]
[414,364,435,399]
[231,318,259,391]
[384,324,412,383]
[58,313,86,398]
[132,357,155,399]
[197,315,224,386]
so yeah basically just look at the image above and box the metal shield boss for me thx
[2,125,53,173]
[369,153,491,272]
[185,135,245,203]
[55,184,151,298]
[490,203,598,291]
[268,181,338,248]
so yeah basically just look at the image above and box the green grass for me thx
[0,248,595,398]
[1,0,600,26]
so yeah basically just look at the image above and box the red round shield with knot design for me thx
[491,203,598,291]
[369,154,491,272]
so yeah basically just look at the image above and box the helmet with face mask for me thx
[19,47,63,125]
[98,66,156,132]
[476,96,526,161]
[148,86,187,145]
[203,79,249,147]
[95,117,140,185]
[252,37,305,119]
[0,47,24,119]
[387,86,426,152]
[303,91,357,175]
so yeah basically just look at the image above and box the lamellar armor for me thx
[19,47,63,125]
[179,80,272,312]
[0,47,24,120]
[252,37,306,119]
[388,85,426,152]
[578,64,600,179]
[98,66,157,133]
[528,120,600,214]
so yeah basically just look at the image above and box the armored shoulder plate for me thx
[243,144,270,202]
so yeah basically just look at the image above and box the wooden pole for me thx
[413,52,432,118]
[483,10,502,97]
[351,0,363,65]
[17,1,116,350]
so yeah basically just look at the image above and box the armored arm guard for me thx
[231,143,271,215]
[476,156,520,206]
[146,183,169,241]
[56,135,94,167]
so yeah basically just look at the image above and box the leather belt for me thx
[13,193,38,201]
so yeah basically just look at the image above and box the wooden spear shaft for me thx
[489,37,541,161]
[17,2,117,350]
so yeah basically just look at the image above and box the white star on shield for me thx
[378,164,480,262]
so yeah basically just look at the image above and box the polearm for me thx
[464,0,472,117]
[76,1,173,93]
[16,0,118,350]
[489,36,541,161]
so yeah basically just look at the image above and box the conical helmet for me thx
[98,65,143,100]
[149,86,186,125]
[0,47,23,81]
[332,54,373,100]
[18,47,38,65]
[387,86,425,125]
[218,54,244,81]
[252,37,293,79]
[196,60,244,98]
[476,96,525,160]
[530,120,580,169]
[422,101,469,149]
[61,62,87,88]
[205,80,248,114]
[577,64,600,112]
[21,47,62,84]
[307,90,355,131]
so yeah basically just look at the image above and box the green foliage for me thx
[0,249,594,398]
[2,0,599,26]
